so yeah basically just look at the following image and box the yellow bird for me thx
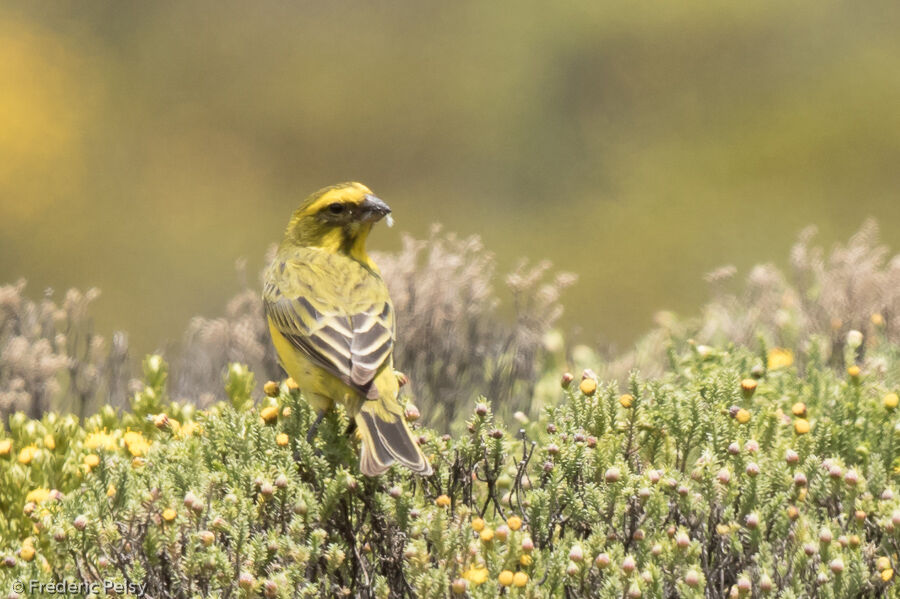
[263,182,432,476]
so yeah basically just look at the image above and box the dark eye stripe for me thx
[327,202,344,214]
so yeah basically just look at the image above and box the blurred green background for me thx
[2,1,899,355]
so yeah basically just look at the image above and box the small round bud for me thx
[892,510,900,527]
[676,532,690,548]
[740,379,757,398]
[522,536,534,552]
[828,464,843,479]
[717,469,731,485]
[759,573,773,592]
[844,469,859,486]
[882,488,894,501]
[622,555,636,573]
[744,513,759,529]
[451,578,468,595]
[803,542,817,556]
[794,472,807,486]
[785,449,799,464]
[495,524,509,542]
[595,552,610,568]
[475,403,488,417]
[569,544,584,563]
[238,572,255,590]
[263,381,279,397]
[561,372,574,388]
[73,515,88,531]
[651,543,662,556]
[829,558,844,573]
[819,527,833,544]
[685,570,701,588]
[605,467,621,483]
[404,405,420,422]
[745,462,760,477]
[745,440,759,453]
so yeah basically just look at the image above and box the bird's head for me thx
[282,182,392,258]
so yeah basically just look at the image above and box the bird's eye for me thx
[327,203,345,215]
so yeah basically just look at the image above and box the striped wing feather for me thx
[264,252,394,398]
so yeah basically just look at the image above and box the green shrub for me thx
[3,329,900,597]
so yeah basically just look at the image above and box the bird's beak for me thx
[360,194,392,223]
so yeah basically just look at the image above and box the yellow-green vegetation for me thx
[3,329,900,597]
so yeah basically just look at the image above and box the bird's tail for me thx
[355,400,432,477]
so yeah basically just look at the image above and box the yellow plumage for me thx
[263,182,431,476]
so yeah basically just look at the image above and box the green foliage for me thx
[3,336,900,597]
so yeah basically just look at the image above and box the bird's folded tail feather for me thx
[355,403,432,477]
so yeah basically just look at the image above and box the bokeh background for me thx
[2,0,899,356]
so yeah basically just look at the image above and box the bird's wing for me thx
[263,250,394,398]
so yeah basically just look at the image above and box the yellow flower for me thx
[18,445,37,465]
[579,378,597,396]
[435,494,451,507]
[507,516,523,531]
[107,485,117,498]
[471,517,485,532]
[619,394,634,408]
[260,406,279,424]
[794,419,810,435]
[883,568,894,582]
[123,431,151,457]
[520,554,532,566]
[84,454,100,468]
[767,348,794,370]
[480,528,494,543]
[84,431,117,451]
[740,379,757,398]
[20,544,35,562]
[885,393,899,410]
[513,572,529,587]
[498,570,514,586]
[162,508,177,522]
[43,434,55,450]
[736,409,751,424]
[264,381,280,397]
[276,433,290,447]
[876,556,891,571]
[847,365,861,378]
[463,566,488,585]
[791,402,807,417]
[179,421,200,437]
[285,377,300,391]
[0,438,11,456]
[872,313,885,327]
[25,488,51,504]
